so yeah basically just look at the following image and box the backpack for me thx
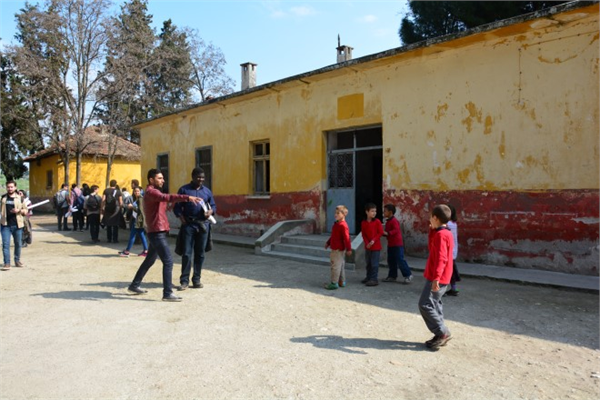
[53,190,67,209]
[104,189,118,214]
[75,193,85,210]
[87,195,100,212]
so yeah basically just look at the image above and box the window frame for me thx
[156,153,170,193]
[251,140,270,196]
[46,170,53,190]
[195,146,213,190]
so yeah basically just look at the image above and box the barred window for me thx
[252,141,270,195]
[157,154,169,193]
[328,152,353,188]
[195,146,213,189]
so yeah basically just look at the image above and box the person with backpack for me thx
[70,183,85,232]
[54,184,70,231]
[1,180,29,271]
[81,183,91,230]
[84,185,102,243]
[101,180,123,243]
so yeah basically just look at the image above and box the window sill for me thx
[246,195,271,200]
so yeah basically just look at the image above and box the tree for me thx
[149,19,193,115]
[0,53,45,180]
[399,1,569,45]
[184,28,235,102]
[96,0,156,186]
[8,0,112,187]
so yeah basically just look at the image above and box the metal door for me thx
[326,151,355,233]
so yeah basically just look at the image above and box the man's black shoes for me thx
[177,284,188,291]
[127,286,148,295]
[162,294,183,302]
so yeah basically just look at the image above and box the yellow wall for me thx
[28,155,141,197]
[138,5,598,195]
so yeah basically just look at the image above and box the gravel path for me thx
[1,216,598,400]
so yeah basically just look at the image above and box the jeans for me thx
[130,231,174,297]
[1,225,23,265]
[418,280,449,337]
[180,223,209,286]
[106,226,119,243]
[72,210,84,231]
[387,246,412,279]
[88,214,100,241]
[125,224,148,252]
[57,207,69,230]
[364,250,380,281]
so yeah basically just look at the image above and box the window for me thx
[195,146,213,189]
[157,154,169,193]
[252,141,270,195]
[46,170,53,190]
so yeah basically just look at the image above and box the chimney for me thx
[241,62,257,90]
[336,34,353,63]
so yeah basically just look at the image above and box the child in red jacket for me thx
[382,204,413,284]
[419,204,454,350]
[361,203,383,287]
[324,205,352,290]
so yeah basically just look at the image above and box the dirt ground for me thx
[1,215,599,400]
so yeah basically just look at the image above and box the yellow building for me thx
[24,127,141,211]
[135,2,599,274]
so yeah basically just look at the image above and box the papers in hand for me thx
[198,198,217,225]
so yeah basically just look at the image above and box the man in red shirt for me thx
[419,204,454,350]
[128,169,201,302]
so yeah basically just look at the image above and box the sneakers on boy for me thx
[365,280,379,287]
[403,275,413,284]
[426,333,452,350]
[138,251,148,257]
[119,251,130,257]
[383,277,397,282]
[324,282,339,290]
[338,280,346,288]
[445,289,460,296]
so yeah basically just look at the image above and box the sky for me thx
[0,0,409,89]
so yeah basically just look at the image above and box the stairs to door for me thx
[263,234,356,270]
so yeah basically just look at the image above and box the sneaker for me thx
[15,261,25,268]
[118,251,130,257]
[191,283,204,289]
[365,280,379,287]
[324,282,339,290]
[426,333,452,350]
[383,277,397,282]
[403,275,413,284]
[138,251,148,257]
[361,277,369,284]
[177,283,188,291]
[445,289,460,296]
[1,264,10,271]
[127,286,148,295]
[338,280,346,288]
[162,294,183,302]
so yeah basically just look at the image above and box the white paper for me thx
[132,211,138,219]
[27,199,50,209]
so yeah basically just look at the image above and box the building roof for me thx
[23,126,141,162]
[133,0,597,130]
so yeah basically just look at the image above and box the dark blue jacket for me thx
[173,183,216,223]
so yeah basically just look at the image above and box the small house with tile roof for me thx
[24,127,141,211]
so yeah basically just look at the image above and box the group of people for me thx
[4,166,462,347]
[325,201,461,350]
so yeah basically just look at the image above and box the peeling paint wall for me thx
[139,5,599,274]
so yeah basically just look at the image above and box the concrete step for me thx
[264,250,356,270]
[281,234,330,247]
[271,242,331,258]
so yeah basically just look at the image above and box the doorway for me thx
[326,126,382,234]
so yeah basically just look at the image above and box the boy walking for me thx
[382,204,412,283]
[361,203,383,286]
[419,204,454,350]
[324,205,352,290]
